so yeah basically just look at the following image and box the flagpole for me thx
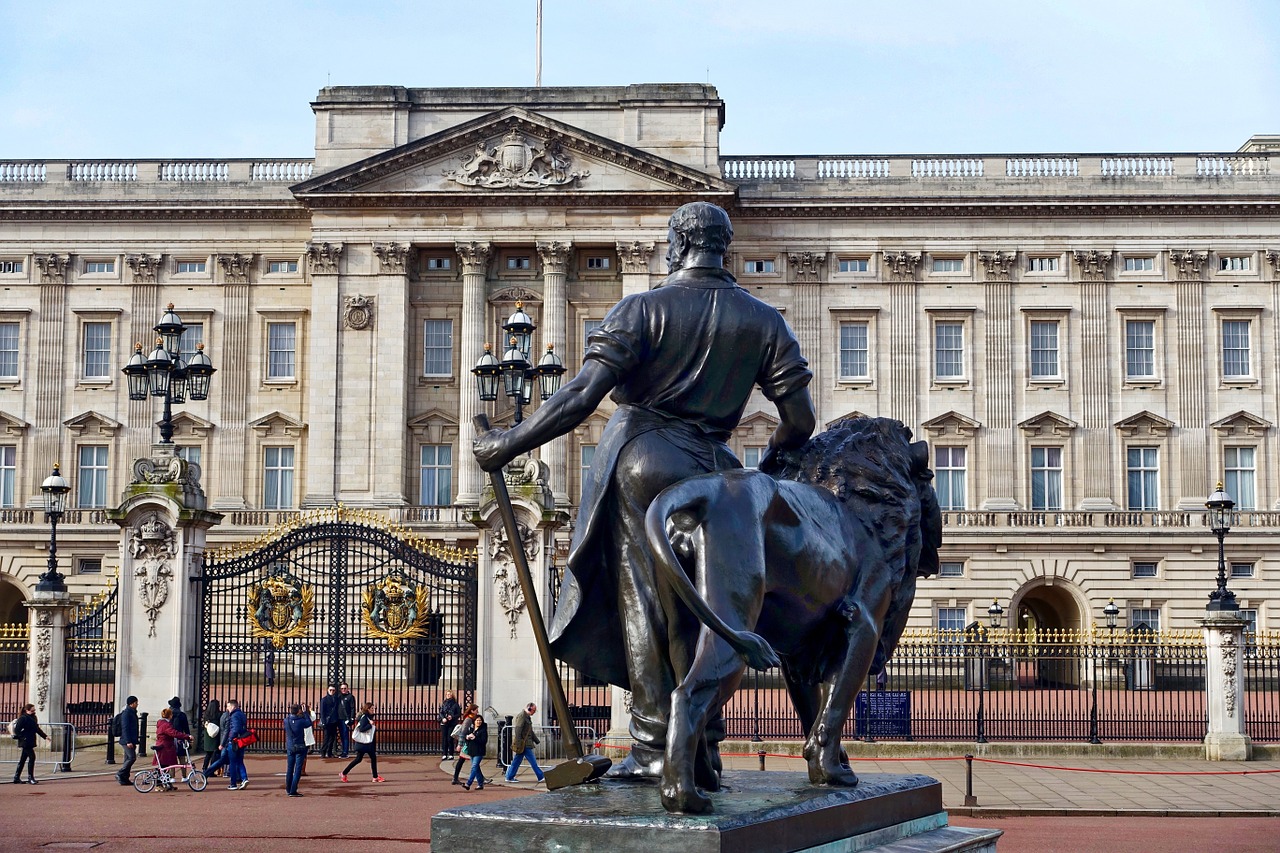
[535,0,543,87]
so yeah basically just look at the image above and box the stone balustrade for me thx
[0,158,314,184]
[942,509,1280,529]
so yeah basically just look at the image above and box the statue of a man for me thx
[474,201,815,781]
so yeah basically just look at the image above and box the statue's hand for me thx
[757,446,787,475]
[473,428,511,472]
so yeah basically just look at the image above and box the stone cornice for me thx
[0,203,309,222]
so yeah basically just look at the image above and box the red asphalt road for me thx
[2,755,1278,852]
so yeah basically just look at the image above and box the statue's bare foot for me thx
[661,780,713,814]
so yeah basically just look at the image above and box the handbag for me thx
[303,720,316,747]
[205,721,220,738]
[233,728,258,749]
[352,724,375,744]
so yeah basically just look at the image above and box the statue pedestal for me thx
[432,772,1000,852]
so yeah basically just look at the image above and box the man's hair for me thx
[126,695,138,706]
[291,704,302,715]
[227,698,238,708]
[526,703,536,712]
[669,202,733,255]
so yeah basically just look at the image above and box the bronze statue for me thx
[474,201,816,783]
[644,417,941,813]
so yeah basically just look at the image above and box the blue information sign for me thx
[853,690,911,738]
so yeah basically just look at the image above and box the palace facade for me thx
[2,83,1278,642]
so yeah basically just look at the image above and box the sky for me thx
[1,0,1277,159]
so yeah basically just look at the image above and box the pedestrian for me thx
[462,714,488,791]
[200,699,221,773]
[283,704,309,797]
[11,704,48,785]
[339,702,384,783]
[205,702,233,778]
[504,702,545,783]
[439,690,461,759]
[153,706,192,786]
[337,682,356,758]
[318,685,340,758]
[224,698,250,790]
[451,704,479,785]
[114,695,140,786]
[168,697,190,745]
[300,702,315,776]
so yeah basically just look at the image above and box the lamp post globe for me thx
[475,307,567,427]
[471,343,501,402]
[1103,598,1120,630]
[987,598,1004,629]
[1205,482,1238,612]
[122,306,214,445]
[37,464,71,593]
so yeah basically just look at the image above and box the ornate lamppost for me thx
[974,599,1002,744]
[1205,483,1238,612]
[36,465,71,593]
[1103,598,1120,634]
[472,302,566,425]
[121,304,216,445]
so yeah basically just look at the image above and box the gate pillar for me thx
[107,447,222,718]
[474,455,567,719]
[1201,611,1253,761]
[25,595,74,725]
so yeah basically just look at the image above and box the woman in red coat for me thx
[154,707,192,783]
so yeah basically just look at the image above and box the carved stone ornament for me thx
[622,689,634,715]
[126,254,161,284]
[787,251,827,282]
[616,241,655,275]
[491,286,541,304]
[1266,250,1280,277]
[488,521,540,639]
[455,242,492,276]
[445,129,589,189]
[1222,630,1239,717]
[361,574,432,650]
[978,251,1016,280]
[217,253,254,284]
[34,254,69,284]
[305,242,343,275]
[129,513,178,638]
[1169,249,1209,280]
[882,251,921,281]
[1072,250,1112,280]
[247,566,315,650]
[132,450,202,487]
[34,610,52,712]
[343,294,375,330]
[373,242,410,275]
[536,241,572,275]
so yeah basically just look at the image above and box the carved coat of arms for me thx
[446,130,588,189]
[361,575,432,650]
[129,513,179,638]
[247,568,314,649]
[488,522,540,638]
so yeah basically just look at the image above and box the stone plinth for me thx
[432,772,993,853]
[1201,611,1252,761]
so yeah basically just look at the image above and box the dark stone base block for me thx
[432,772,974,853]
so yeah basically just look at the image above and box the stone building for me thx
[1,82,1278,656]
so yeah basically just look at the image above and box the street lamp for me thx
[472,302,566,425]
[121,304,216,445]
[37,464,71,593]
[1103,598,1120,632]
[1205,482,1238,612]
[987,599,1004,628]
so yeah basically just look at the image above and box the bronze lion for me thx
[644,417,941,813]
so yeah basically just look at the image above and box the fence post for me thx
[57,725,73,772]
[139,712,149,756]
[1201,612,1252,760]
[963,754,977,806]
[1089,635,1101,744]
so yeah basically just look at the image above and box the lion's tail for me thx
[644,476,781,672]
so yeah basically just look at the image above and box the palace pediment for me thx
[1115,410,1174,438]
[249,411,307,438]
[292,107,735,206]
[1018,410,1078,437]
[1211,410,1271,438]
[0,411,28,437]
[921,411,981,438]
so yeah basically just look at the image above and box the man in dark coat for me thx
[115,696,140,785]
[167,697,190,741]
[318,686,341,758]
[336,682,356,758]
[475,201,815,781]
[438,691,462,758]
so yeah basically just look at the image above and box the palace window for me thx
[84,260,114,274]
[938,561,965,578]
[425,257,452,271]
[1130,608,1161,631]
[0,445,14,508]
[1123,256,1154,272]
[266,322,296,379]
[1126,447,1159,511]
[1222,319,1251,378]
[1,260,24,273]
[934,446,967,511]
[580,444,596,500]
[1027,256,1059,272]
[176,446,201,467]
[1030,447,1063,511]
[78,445,109,508]
[0,322,17,378]
[934,322,965,379]
[932,258,964,272]
[82,322,112,379]
[1231,562,1255,579]
[936,607,968,631]
[586,256,611,270]
[419,444,453,506]
[742,446,765,469]
[1029,320,1059,379]
[263,446,295,509]
[744,259,775,274]
[1132,561,1158,578]
[838,258,868,273]
[268,260,298,274]
[507,256,531,270]
[179,324,204,363]
[176,260,206,274]
[1220,255,1251,271]
[838,322,869,379]
[77,558,102,575]
[423,319,453,376]
[1225,446,1256,510]
[583,319,603,353]
[1125,320,1155,378]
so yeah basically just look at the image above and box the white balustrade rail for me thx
[0,162,46,182]
[911,158,985,178]
[159,161,230,182]
[1006,157,1079,177]
[251,160,314,181]
[1099,156,1174,177]
[69,161,138,182]
[817,158,891,178]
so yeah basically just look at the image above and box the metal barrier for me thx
[0,721,77,773]
[495,723,596,769]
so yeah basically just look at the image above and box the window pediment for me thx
[1115,410,1174,438]
[408,409,460,444]
[0,410,29,436]
[169,412,214,439]
[249,411,307,438]
[921,411,981,438]
[1211,410,1271,438]
[1018,411,1078,437]
[64,410,121,436]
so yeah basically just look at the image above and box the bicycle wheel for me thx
[133,770,156,793]
[186,770,207,792]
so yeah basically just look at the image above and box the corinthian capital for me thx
[881,250,921,281]
[126,254,162,284]
[616,241,655,275]
[34,254,69,284]
[373,242,410,275]
[305,242,343,275]
[1073,250,1112,280]
[455,242,492,276]
[1169,249,1209,280]
[536,241,573,275]
[787,251,826,283]
[978,250,1016,281]
[217,253,254,284]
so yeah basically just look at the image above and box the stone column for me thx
[301,243,343,508]
[25,594,74,726]
[980,255,1017,510]
[1172,251,1210,508]
[537,241,572,505]
[1201,611,1252,760]
[211,254,254,511]
[617,241,655,298]
[1074,251,1116,510]
[109,447,222,715]
[788,252,826,409]
[883,252,921,429]
[361,243,410,506]
[125,259,162,469]
[456,243,492,506]
[31,255,69,504]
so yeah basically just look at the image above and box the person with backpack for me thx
[12,704,49,785]
[114,696,140,786]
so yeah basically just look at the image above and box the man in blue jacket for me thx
[114,696,139,786]
[224,698,249,790]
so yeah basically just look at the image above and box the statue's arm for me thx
[473,359,617,471]
[759,387,816,473]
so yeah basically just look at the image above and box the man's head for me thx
[666,202,733,273]
[226,699,238,710]
[445,691,455,700]
[340,683,349,694]
[126,695,138,708]
[291,704,302,716]
[327,686,336,695]
[526,702,537,715]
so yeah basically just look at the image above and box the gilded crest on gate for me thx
[247,568,314,649]
[361,574,432,650]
